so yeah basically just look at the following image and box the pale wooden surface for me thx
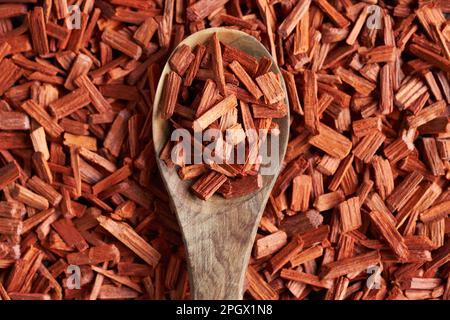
[152,28,290,300]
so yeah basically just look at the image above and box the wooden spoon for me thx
[152,28,290,299]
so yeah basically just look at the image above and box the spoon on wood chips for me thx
[152,28,290,299]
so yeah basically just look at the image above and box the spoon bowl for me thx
[152,27,290,299]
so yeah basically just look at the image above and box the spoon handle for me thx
[181,206,259,299]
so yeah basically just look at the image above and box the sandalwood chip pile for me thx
[159,34,287,200]
[0,0,449,301]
